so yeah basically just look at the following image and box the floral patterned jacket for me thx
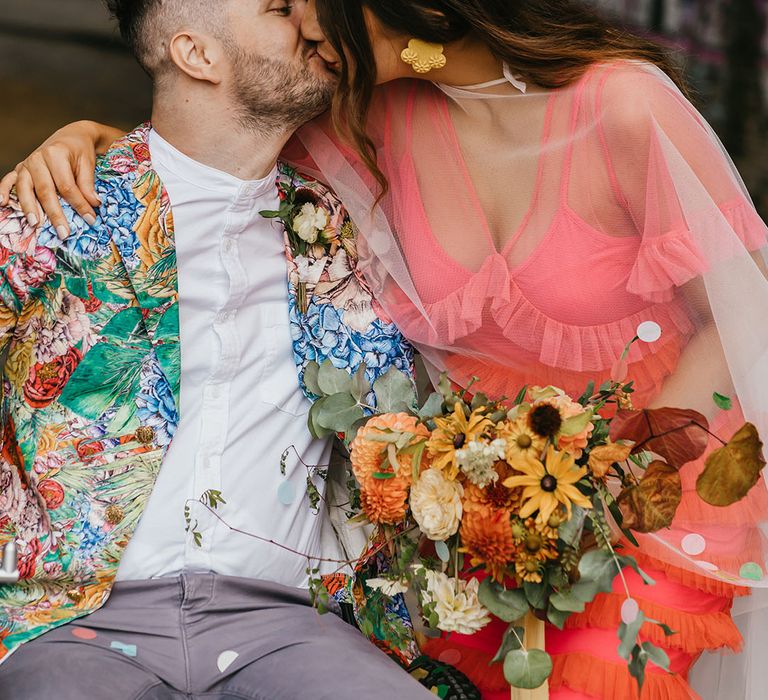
[0,125,417,665]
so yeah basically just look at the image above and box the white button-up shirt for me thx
[116,130,341,588]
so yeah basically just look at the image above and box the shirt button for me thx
[216,310,235,324]
[205,385,223,400]
[222,239,235,254]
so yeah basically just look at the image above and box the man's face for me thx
[219,0,339,131]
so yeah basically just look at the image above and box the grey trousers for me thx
[0,573,435,700]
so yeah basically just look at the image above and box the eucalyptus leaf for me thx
[549,591,586,613]
[350,363,371,402]
[523,580,547,610]
[418,392,444,420]
[315,393,365,435]
[308,398,335,439]
[373,367,418,414]
[478,579,529,622]
[558,504,587,547]
[317,359,353,395]
[503,649,553,690]
[641,641,670,671]
[618,610,646,660]
[303,361,323,397]
[546,605,571,630]
[491,625,524,663]
[628,644,648,690]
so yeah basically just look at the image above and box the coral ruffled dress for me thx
[296,60,768,699]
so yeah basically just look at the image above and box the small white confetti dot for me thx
[681,534,706,556]
[637,321,662,343]
[621,598,640,625]
[277,482,296,505]
[438,649,463,665]
[217,650,239,673]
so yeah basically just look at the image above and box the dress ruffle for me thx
[564,591,741,654]
[394,251,695,375]
[627,199,768,304]
[550,652,699,700]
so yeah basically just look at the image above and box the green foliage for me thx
[503,649,553,689]
[478,579,529,622]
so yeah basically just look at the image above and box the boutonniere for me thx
[261,170,357,313]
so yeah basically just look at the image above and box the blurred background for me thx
[2,0,767,213]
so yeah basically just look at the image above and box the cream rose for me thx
[410,468,463,541]
[422,571,491,635]
[293,203,329,244]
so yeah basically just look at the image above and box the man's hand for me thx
[0,121,124,238]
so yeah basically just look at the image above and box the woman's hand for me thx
[0,121,126,237]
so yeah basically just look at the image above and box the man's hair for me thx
[104,0,222,77]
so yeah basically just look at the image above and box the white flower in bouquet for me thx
[293,203,329,244]
[422,570,491,635]
[366,577,410,596]
[455,438,506,488]
[410,468,463,541]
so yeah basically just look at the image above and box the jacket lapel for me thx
[96,125,181,411]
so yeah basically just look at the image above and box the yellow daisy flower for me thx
[497,417,546,468]
[503,445,592,523]
[427,402,491,480]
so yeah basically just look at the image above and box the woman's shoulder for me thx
[579,60,695,138]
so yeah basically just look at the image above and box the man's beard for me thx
[227,45,336,135]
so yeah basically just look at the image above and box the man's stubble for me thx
[227,43,337,136]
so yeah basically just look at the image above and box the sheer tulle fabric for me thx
[289,60,768,696]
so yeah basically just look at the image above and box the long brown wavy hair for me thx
[315,0,687,193]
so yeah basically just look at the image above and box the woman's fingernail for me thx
[56,225,70,240]
[26,213,38,227]
[84,213,96,226]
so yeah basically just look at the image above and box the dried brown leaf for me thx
[588,441,634,478]
[619,460,682,533]
[609,408,709,467]
[696,423,766,507]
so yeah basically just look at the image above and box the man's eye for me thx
[272,3,294,15]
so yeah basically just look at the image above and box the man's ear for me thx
[168,31,225,85]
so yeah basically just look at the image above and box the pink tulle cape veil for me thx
[285,62,768,695]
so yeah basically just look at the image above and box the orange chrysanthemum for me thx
[359,473,411,525]
[351,413,429,484]
[463,461,523,514]
[459,507,516,582]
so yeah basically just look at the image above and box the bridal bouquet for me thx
[302,349,765,692]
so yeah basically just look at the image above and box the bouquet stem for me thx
[511,612,549,700]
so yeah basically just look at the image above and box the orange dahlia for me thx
[459,506,516,582]
[351,413,429,483]
[359,473,411,524]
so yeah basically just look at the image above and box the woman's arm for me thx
[0,121,126,236]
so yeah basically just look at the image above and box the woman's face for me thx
[301,0,414,85]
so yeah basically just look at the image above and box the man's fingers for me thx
[44,148,96,226]
[0,170,18,206]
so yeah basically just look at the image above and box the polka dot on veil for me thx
[681,533,706,556]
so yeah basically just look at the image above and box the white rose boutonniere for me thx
[293,202,329,244]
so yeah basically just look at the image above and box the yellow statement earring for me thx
[400,38,447,74]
